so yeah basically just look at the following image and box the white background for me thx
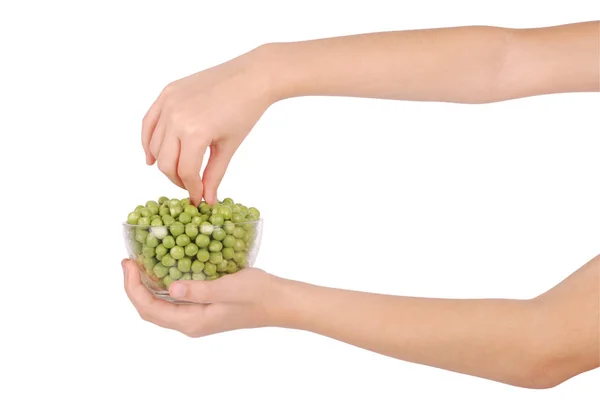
[1,0,598,399]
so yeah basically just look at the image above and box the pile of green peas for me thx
[125,197,260,289]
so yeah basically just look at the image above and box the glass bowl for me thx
[123,218,263,303]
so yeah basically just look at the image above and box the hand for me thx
[121,259,281,337]
[141,46,276,206]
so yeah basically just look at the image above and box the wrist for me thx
[250,42,300,103]
[262,274,310,329]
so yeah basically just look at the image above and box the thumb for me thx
[169,273,243,304]
[202,144,234,205]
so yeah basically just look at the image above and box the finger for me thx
[178,139,208,206]
[156,135,184,189]
[142,100,162,165]
[121,259,182,328]
[169,269,249,304]
[202,144,235,205]
[149,118,166,161]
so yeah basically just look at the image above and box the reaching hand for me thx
[141,47,275,206]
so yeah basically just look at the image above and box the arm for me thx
[123,254,600,389]
[264,21,600,104]
[272,255,600,389]
[141,21,599,203]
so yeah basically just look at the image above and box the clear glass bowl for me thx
[123,219,263,303]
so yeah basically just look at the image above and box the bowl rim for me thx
[122,218,263,228]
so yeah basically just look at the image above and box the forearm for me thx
[260,21,599,104]
[271,254,599,389]
[274,281,541,387]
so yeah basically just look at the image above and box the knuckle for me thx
[157,158,171,174]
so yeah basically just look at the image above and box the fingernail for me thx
[170,282,186,298]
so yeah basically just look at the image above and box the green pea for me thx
[180,198,190,207]
[199,203,211,214]
[209,251,223,264]
[153,263,169,278]
[218,205,232,220]
[146,233,159,248]
[151,226,168,240]
[231,204,241,213]
[163,275,175,289]
[248,207,260,218]
[222,247,235,260]
[209,214,224,226]
[156,244,168,257]
[196,249,210,262]
[148,205,159,216]
[243,232,252,244]
[223,198,234,205]
[200,221,214,235]
[140,207,151,217]
[169,221,185,237]
[162,254,176,267]
[211,227,226,241]
[222,235,235,248]
[169,199,180,208]
[156,253,163,261]
[158,196,169,205]
[207,274,220,281]
[191,260,205,273]
[150,218,163,227]
[192,272,206,281]
[170,205,183,218]
[233,251,247,266]
[223,221,236,234]
[176,234,191,247]
[178,212,192,224]
[134,205,144,213]
[135,228,149,243]
[226,261,239,274]
[127,212,140,225]
[233,227,245,239]
[146,200,159,208]
[231,212,244,223]
[143,256,157,269]
[162,236,175,249]
[185,243,199,257]
[170,246,185,260]
[209,240,223,252]
[177,257,192,272]
[181,273,192,280]
[162,215,175,226]
[185,224,199,239]
[203,262,217,276]
[169,267,183,280]
[233,239,245,252]
[137,217,150,226]
[184,205,198,216]
[142,245,155,258]
[132,241,142,254]
[159,206,170,216]
[195,234,211,248]
[239,205,249,216]
[217,259,229,272]
[191,216,203,226]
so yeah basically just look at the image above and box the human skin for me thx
[141,21,599,205]
[122,254,599,389]
[131,20,600,388]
